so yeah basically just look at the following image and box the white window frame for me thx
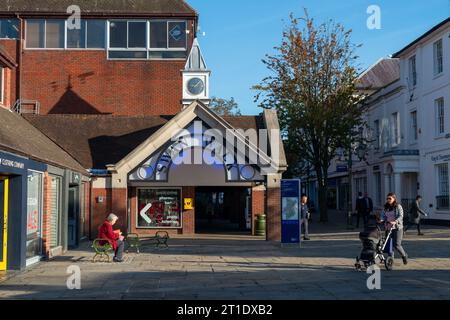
[408,55,417,87]
[107,19,148,60]
[433,39,443,76]
[374,119,381,150]
[435,97,445,137]
[391,112,400,147]
[66,19,106,51]
[373,171,382,206]
[435,163,449,211]
[410,110,418,143]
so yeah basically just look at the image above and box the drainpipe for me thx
[16,14,23,111]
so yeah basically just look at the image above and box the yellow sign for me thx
[184,198,194,210]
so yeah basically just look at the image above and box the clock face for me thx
[187,77,205,95]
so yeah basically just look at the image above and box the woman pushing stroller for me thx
[378,192,409,265]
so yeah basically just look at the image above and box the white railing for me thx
[13,99,40,114]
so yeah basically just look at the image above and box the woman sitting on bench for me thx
[98,213,125,263]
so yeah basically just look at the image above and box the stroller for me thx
[355,223,395,271]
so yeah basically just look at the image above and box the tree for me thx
[209,97,242,116]
[254,11,367,222]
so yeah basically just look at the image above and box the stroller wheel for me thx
[385,256,394,271]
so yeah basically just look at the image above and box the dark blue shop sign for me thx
[281,179,301,244]
[0,150,46,174]
[336,165,348,172]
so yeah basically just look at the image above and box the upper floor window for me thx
[26,19,64,48]
[433,39,443,76]
[408,55,417,87]
[410,110,418,142]
[108,20,187,60]
[391,112,400,147]
[67,20,106,49]
[373,119,381,150]
[435,97,445,136]
[0,66,4,105]
[0,19,19,39]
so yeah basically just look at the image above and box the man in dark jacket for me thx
[355,192,365,228]
[404,196,428,236]
[363,192,374,226]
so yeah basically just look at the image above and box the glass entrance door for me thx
[0,177,9,271]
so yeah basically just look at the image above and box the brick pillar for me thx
[182,186,195,235]
[42,172,51,258]
[110,188,128,234]
[251,185,265,236]
[266,174,282,242]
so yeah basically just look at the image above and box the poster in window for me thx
[137,189,181,228]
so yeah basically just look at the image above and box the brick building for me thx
[0,0,286,269]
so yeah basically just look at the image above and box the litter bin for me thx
[255,214,266,236]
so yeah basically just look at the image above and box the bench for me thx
[142,231,170,249]
[92,238,114,262]
[125,233,141,254]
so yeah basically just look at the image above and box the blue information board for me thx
[281,179,301,244]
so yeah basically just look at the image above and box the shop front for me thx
[0,150,46,270]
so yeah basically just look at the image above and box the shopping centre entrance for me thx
[195,187,251,234]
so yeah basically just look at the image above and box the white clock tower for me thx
[182,38,211,107]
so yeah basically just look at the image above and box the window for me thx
[149,20,187,59]
[0,67,4,105]
[410,111,418,142]
[433,39,443,76]
[109,20,147,59]
[435,98,445,136]
[26,171,43,261]
[374,120,381,150]
[26,19,65,48]
[137,188,182,228]
[374,172,382,206]
[354,177,367,198]
[49,176,62,249]
[67,20,106,49]
[391,112,400,146]
[408,55,417,87]
[26,19,45,48]
[0,19,19,39]
[45,20,65,48]
[436,163,449,210]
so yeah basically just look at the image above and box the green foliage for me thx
[209,97,242,116]
[254,11,367,221]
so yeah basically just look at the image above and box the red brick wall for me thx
[251,189,265,236]
[266,187,281,241]
[42,172,51,257]
[110,188,128,234]
[181,186,195,235]
[1,18,196,116]
[90,187,111,238]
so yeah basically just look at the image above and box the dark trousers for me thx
[404,221,422,234]
[356,212,369,228]
[115,240,125,260]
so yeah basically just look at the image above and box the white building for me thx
[353,18,450,222]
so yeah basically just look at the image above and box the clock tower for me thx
[182,38,211,107]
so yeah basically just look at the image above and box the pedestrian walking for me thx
[404,195,428,236]
[379,193,408,265]
[300,195,310,241]
[355,192,365,228]
[363,192,374,226]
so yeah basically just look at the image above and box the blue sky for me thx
[188,0,450,115]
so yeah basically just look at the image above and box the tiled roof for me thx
[24,114,264,170]
[0,0,197,15]
[356,58,400,91]
[0,107,87,173]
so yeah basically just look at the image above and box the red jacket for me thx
[98,220,119,250]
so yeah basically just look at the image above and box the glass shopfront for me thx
[137,188,182,228]
[26,171,43,264]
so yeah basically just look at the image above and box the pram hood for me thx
[359,226,381,243]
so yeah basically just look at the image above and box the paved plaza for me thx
[1,214,450,300]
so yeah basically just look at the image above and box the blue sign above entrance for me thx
[281,179,301,244]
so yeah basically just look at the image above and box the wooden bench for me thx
[92,238,114,262]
